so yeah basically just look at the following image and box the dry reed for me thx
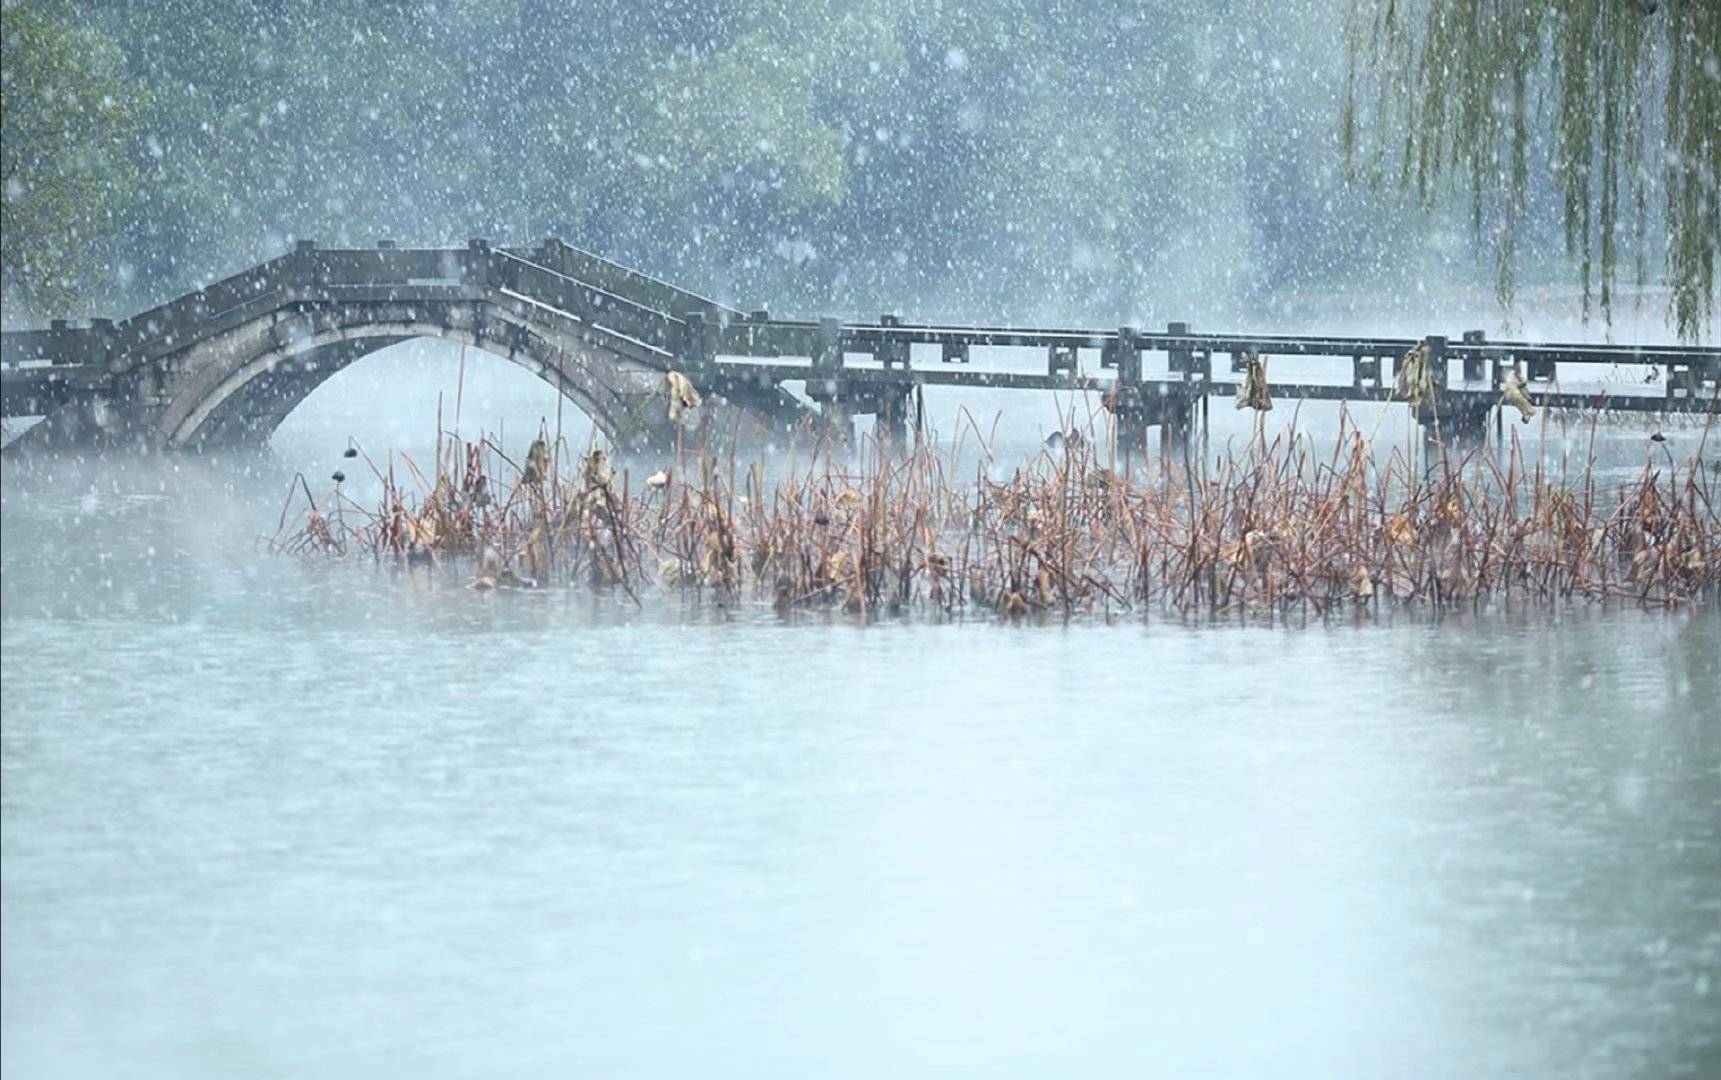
[270,408,1721,619]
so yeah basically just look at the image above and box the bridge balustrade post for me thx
[1105,327,1149,460]
[1100,327,1139,378]
[1047,343,1078,378]
[1166,322,1190,377]
[462,238,494,288]
[810,317,852,442]
[1170,322,1213,381]
[290,239,328,292]
[1667,362,1695,401]
[1354,354,1381,391]
[814,317,843,375]
[1424,335,1449,392]
[1461,329,1487,383]
[1414,334,1443,434]
[678,311,718,372]
[1112,326,1141,384]
[1160,323,1201,462]
[1167,322,1212,384]
[84,319,115,368]
[877,315,910,369]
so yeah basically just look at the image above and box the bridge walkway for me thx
[3,238,1716,452]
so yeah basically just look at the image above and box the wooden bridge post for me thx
[1417,334,1492,454]
[813,317,842,376]
[877,315,910,370]
[1354,353,1382,391]
[1665,360,1713,401]
[812,317,853,445]
[1162,394,1195,462]
[1415,333,1444,442]
[877,317,914,451]
[1461,329,1488,384]
[1426,399,1495,457]
[1106,327,1149,459]
[1425,334,1448,392]
[1162,322,1197,462]
[875,386,912,450]
[1047,342,1078,378]
[1461,330,1508,442]
[1413,334,1446,438]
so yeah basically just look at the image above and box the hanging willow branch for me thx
[1341,0,1719,342]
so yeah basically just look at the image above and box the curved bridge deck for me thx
[4,237,1717,452]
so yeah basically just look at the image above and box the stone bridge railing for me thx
[4,237,1718,454]
[1,240,798,450]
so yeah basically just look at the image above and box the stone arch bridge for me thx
[0,239,818,453]
[3,237,1717,455]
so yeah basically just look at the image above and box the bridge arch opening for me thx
[163,307,652,455]
[266,337,599,462]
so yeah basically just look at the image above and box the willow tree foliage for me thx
[0,1,1493,327]
[0,2,140,314]
[1342,0,1720,341]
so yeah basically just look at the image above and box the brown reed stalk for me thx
[274,406,1721,618]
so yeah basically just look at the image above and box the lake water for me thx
[3,350,1718,1078]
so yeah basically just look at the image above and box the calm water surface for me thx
[3,413,1719,1077]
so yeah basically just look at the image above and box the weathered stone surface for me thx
[1,244,818,454]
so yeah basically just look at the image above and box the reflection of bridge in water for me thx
[3,237,1717,455]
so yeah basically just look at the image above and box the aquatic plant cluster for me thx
[274,415,1720,618]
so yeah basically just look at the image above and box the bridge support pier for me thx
[609,397,686,456]
[1106,327,1149,463]
[873,385,913,452]
[804,317,856,450]
[7,392,162,452]
[1106,386,1197,468]
[1418,394,1494,457]
[791,380,854,450]
[813,388,920,453]
[1160,392,1196,462]
[818,402,856,448]
[1114,406,1150,462]
[804,382,913,456]
[615,381,830,458]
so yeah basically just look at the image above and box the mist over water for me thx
[264,333,1713,472]
[3,0,1717,1068]
[4,349,1719,1078]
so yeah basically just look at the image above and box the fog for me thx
[4,4,1719,1079]
[9,0,1703,341]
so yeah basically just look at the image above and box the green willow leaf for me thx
[1342,0,1719,342]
